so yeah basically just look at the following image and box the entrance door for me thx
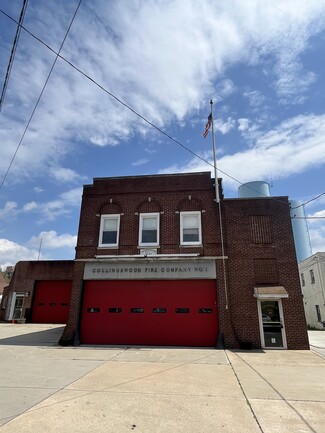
[259,300,286,348]
[9,293,24,320]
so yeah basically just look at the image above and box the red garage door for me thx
[32,280,72,324]
[80,280,218,346]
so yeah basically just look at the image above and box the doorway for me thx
[9,293,25,320]
[258,299,287,349]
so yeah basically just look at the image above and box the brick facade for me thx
[1,172,309,349]
[0,261,74,322]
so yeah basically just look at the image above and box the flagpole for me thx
[210,99,220,203]
[209,99,228,310]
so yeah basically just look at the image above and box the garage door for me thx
[31,280,72,324]
[80,279,218,346]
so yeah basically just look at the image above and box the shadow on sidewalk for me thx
[0,326,65,346]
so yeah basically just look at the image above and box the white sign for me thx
[84,260,216,280]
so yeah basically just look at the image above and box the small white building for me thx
[299,252,325,330]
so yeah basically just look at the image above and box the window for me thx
[131,308,144,313]
[87,308,100,313]
[153,308,166,313]
[108,308,122,313]
[175,308,189,313]
[180,211,202,245]
[316,305,322,322]
[99,214,120,247]
[199,308,213,314]
[301,273,305,286]
[250,216,272,244]
[139,213,159,246]
[310,269,315,284]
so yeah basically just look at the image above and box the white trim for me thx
[81,255,227,261]
[98,214,120,247]
[180,211,202,245]
[257,299,287,349]
[138,212,160,247]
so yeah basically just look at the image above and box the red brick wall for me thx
[221,197,309,349]
[0,261,74,322]
[76,172,223,259]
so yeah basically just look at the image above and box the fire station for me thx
[0,172,309,350]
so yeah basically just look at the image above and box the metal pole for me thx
[210,99,220,203]
[210,99,228,309]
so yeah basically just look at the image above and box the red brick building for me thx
[1,172,309,349]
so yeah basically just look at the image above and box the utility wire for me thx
[1,7,325,213]
[290,192,325,211]
[0,1,82,190]
[0,0,29,112]
[0,8,276,197]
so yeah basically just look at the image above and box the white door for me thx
[8,293,24,320]
[258,299,287,349]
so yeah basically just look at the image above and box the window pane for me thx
[102,230,117,244]
[175,308,189,313]
[131,308,144,313]
[142,230,157,243]
[183,228,199,242]
[103,218,118,231]
[183,215,198,229]
[143,217,157,230]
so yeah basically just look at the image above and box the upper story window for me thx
[139,213,159,246]
[310,269,315,284]
[180,211,202,245]
[99,214,120,247]
[301,273,305,287]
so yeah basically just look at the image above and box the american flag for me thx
[202,113,212,138]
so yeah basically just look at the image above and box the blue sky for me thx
[0,0,325,268]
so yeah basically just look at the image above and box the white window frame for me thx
[99,214,120,247]
[310,269,315,284]
[180,211,202,246]
[139,213,160,247]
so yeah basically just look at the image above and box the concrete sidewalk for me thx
[0,324,324,432]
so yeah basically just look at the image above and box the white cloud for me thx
[132,158,149,167]
[243,90,266,108]
[308,223,325,253]
[0,230,77,269]
[0,239,40,268]
[27,230,77,249]
[1,0,325,184]
[23,202,38,212]
[1,188,82,223]
[215,117,236,135]
[0,202,17,219]
[238,118,250,131]
[49,167,87,183]
[161,113,325,189]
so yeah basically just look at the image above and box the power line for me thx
[0,0,29,112]
[290,192,325,210]
[0,1,82,190]
[0,8,285,202]
[291,217,325,219]
[1,7,325,212]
